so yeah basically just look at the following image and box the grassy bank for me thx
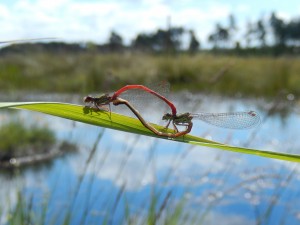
[0,120,55,160]
[0,52,299,97]
[0,120,77,167]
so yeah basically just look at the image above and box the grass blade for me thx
[0,102,300,163]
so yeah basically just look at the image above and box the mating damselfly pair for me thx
[84,83,260,138]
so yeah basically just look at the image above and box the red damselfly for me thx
[84,84,177,115]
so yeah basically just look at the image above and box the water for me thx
[0,92,300,225]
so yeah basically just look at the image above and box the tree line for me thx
[105,11,300,55]
[1,11,299,56]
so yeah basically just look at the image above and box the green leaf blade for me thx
[1,102,299,163]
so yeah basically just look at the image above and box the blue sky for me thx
[0,0,299,47]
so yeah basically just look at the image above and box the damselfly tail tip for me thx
[247,110,261,128]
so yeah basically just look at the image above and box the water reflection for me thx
[1,92,300,224]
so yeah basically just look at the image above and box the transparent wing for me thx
[191,111,260,129]
[118,81,171,111]
[117,81,171,123]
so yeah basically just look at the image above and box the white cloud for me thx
[235,4,250,13]
[0,1,298,48]
[0,4,9,18]
[0,0,235,45]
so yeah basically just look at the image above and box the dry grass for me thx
[0,52,299,97]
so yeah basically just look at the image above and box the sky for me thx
[0,0,299,47]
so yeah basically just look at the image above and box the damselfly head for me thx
[83,95,93,103]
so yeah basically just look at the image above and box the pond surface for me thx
[0,91,300,225]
